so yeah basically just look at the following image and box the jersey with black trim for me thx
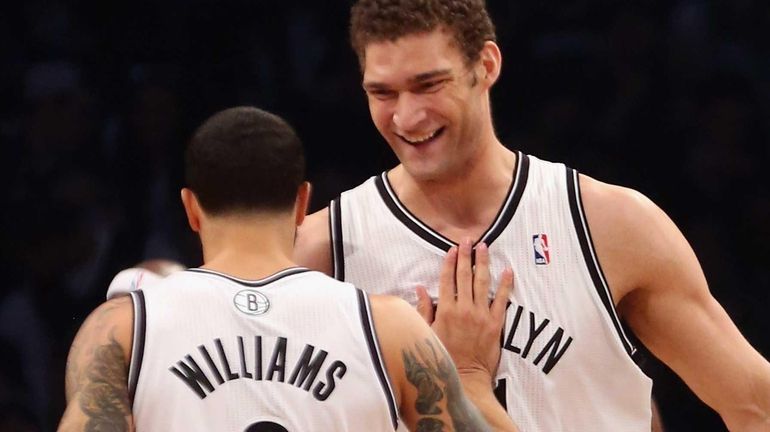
[128,268,398,432]
[330,152,653,432]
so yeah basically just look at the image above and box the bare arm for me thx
[59,297,135,432]
[582,175,770,430]
[372,296,511,431]
[293,207,333,275]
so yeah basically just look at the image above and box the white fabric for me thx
[335,153,653,432]
[106,268,165,300]
[131,268,397,432]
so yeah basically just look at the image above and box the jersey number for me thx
[494,378,508,410]
[245,421,288,432]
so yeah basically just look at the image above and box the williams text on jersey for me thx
[169,335,347,401]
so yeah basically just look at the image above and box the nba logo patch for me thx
[533,234,550,265]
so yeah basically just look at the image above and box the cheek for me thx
[369,104,392,133]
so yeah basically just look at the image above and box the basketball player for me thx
[59,107,518,431]
[293,0,770,430]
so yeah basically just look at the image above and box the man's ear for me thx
[478,40,502,89]
[180,188,202,232]
[294,181,312,227]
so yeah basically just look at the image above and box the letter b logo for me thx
[234,290,270,316]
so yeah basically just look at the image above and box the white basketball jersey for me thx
[330,152,653,431]
[127,267,398,432]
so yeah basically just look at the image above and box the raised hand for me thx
[430,238,513,378]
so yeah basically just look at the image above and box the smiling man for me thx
[293,0,770,430]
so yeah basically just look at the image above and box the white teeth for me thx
[403,129,439,144]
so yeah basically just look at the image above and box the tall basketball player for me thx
[59,107,517,431]
[293,0,770,431]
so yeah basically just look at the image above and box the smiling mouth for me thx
[397,127,446,146]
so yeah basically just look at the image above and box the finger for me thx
[415,285,435,324]
[491,267,514,322]
[472,242,490,308]
[456,238,474,304]
[438,246,458,305]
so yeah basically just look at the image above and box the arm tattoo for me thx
[403,338,490,432]
[71,332,131,431]
[403,341,445,415]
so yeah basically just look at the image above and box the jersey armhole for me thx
[565,168,637,358]
[128,290,147,405]
[355,289,399,429]
[329,197,345,281]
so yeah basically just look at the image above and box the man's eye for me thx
[417,80,448,93]
[368,90,397,100]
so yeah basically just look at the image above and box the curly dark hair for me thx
[350,0,496,67]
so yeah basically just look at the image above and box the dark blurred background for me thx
[1,0,768,430]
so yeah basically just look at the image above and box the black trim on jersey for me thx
[565,168,636,357]
[330,197,345,281]
[374,175,451,251]
[480,153,530,246]
[185,267,311,287]
[128,290,146,404]
[356,289,399,429]
[374,152,530,252]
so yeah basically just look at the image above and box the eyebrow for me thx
[411,69,452,83]
[362,68,453,91]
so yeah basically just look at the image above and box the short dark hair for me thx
[184,106,305,215]
[350,0,496,67]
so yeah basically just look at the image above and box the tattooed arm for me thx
[59,296,135,432]
[371,295,518,431]
[371,296,488,431]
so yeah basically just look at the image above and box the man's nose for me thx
[392,92,427,131]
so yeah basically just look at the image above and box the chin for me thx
[402,163,450,183]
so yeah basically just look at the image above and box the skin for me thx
[59,296,134,432]
[294,28,770,430]
[62,181,518,431]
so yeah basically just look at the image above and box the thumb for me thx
[415,285,435,324]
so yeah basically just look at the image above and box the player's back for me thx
[128,267,397,432]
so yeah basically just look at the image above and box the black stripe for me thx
[480,153,530,246]
[374,152,530,252]
[565,167,635,356]
[330,197,345,281]
[128,290,146,404]
[185,267,310,287]
[356,289,398,429]
[374,175,453,251]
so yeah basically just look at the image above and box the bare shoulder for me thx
[60,296,135,431]
[578,174,700,300]
[578,174,663,242]
[369,294,427,336]
[294,207,332,275]
[367,294,431,399]
[65,297,134,397]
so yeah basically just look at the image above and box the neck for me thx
[391,139,516,230]
[198,212,297,279]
